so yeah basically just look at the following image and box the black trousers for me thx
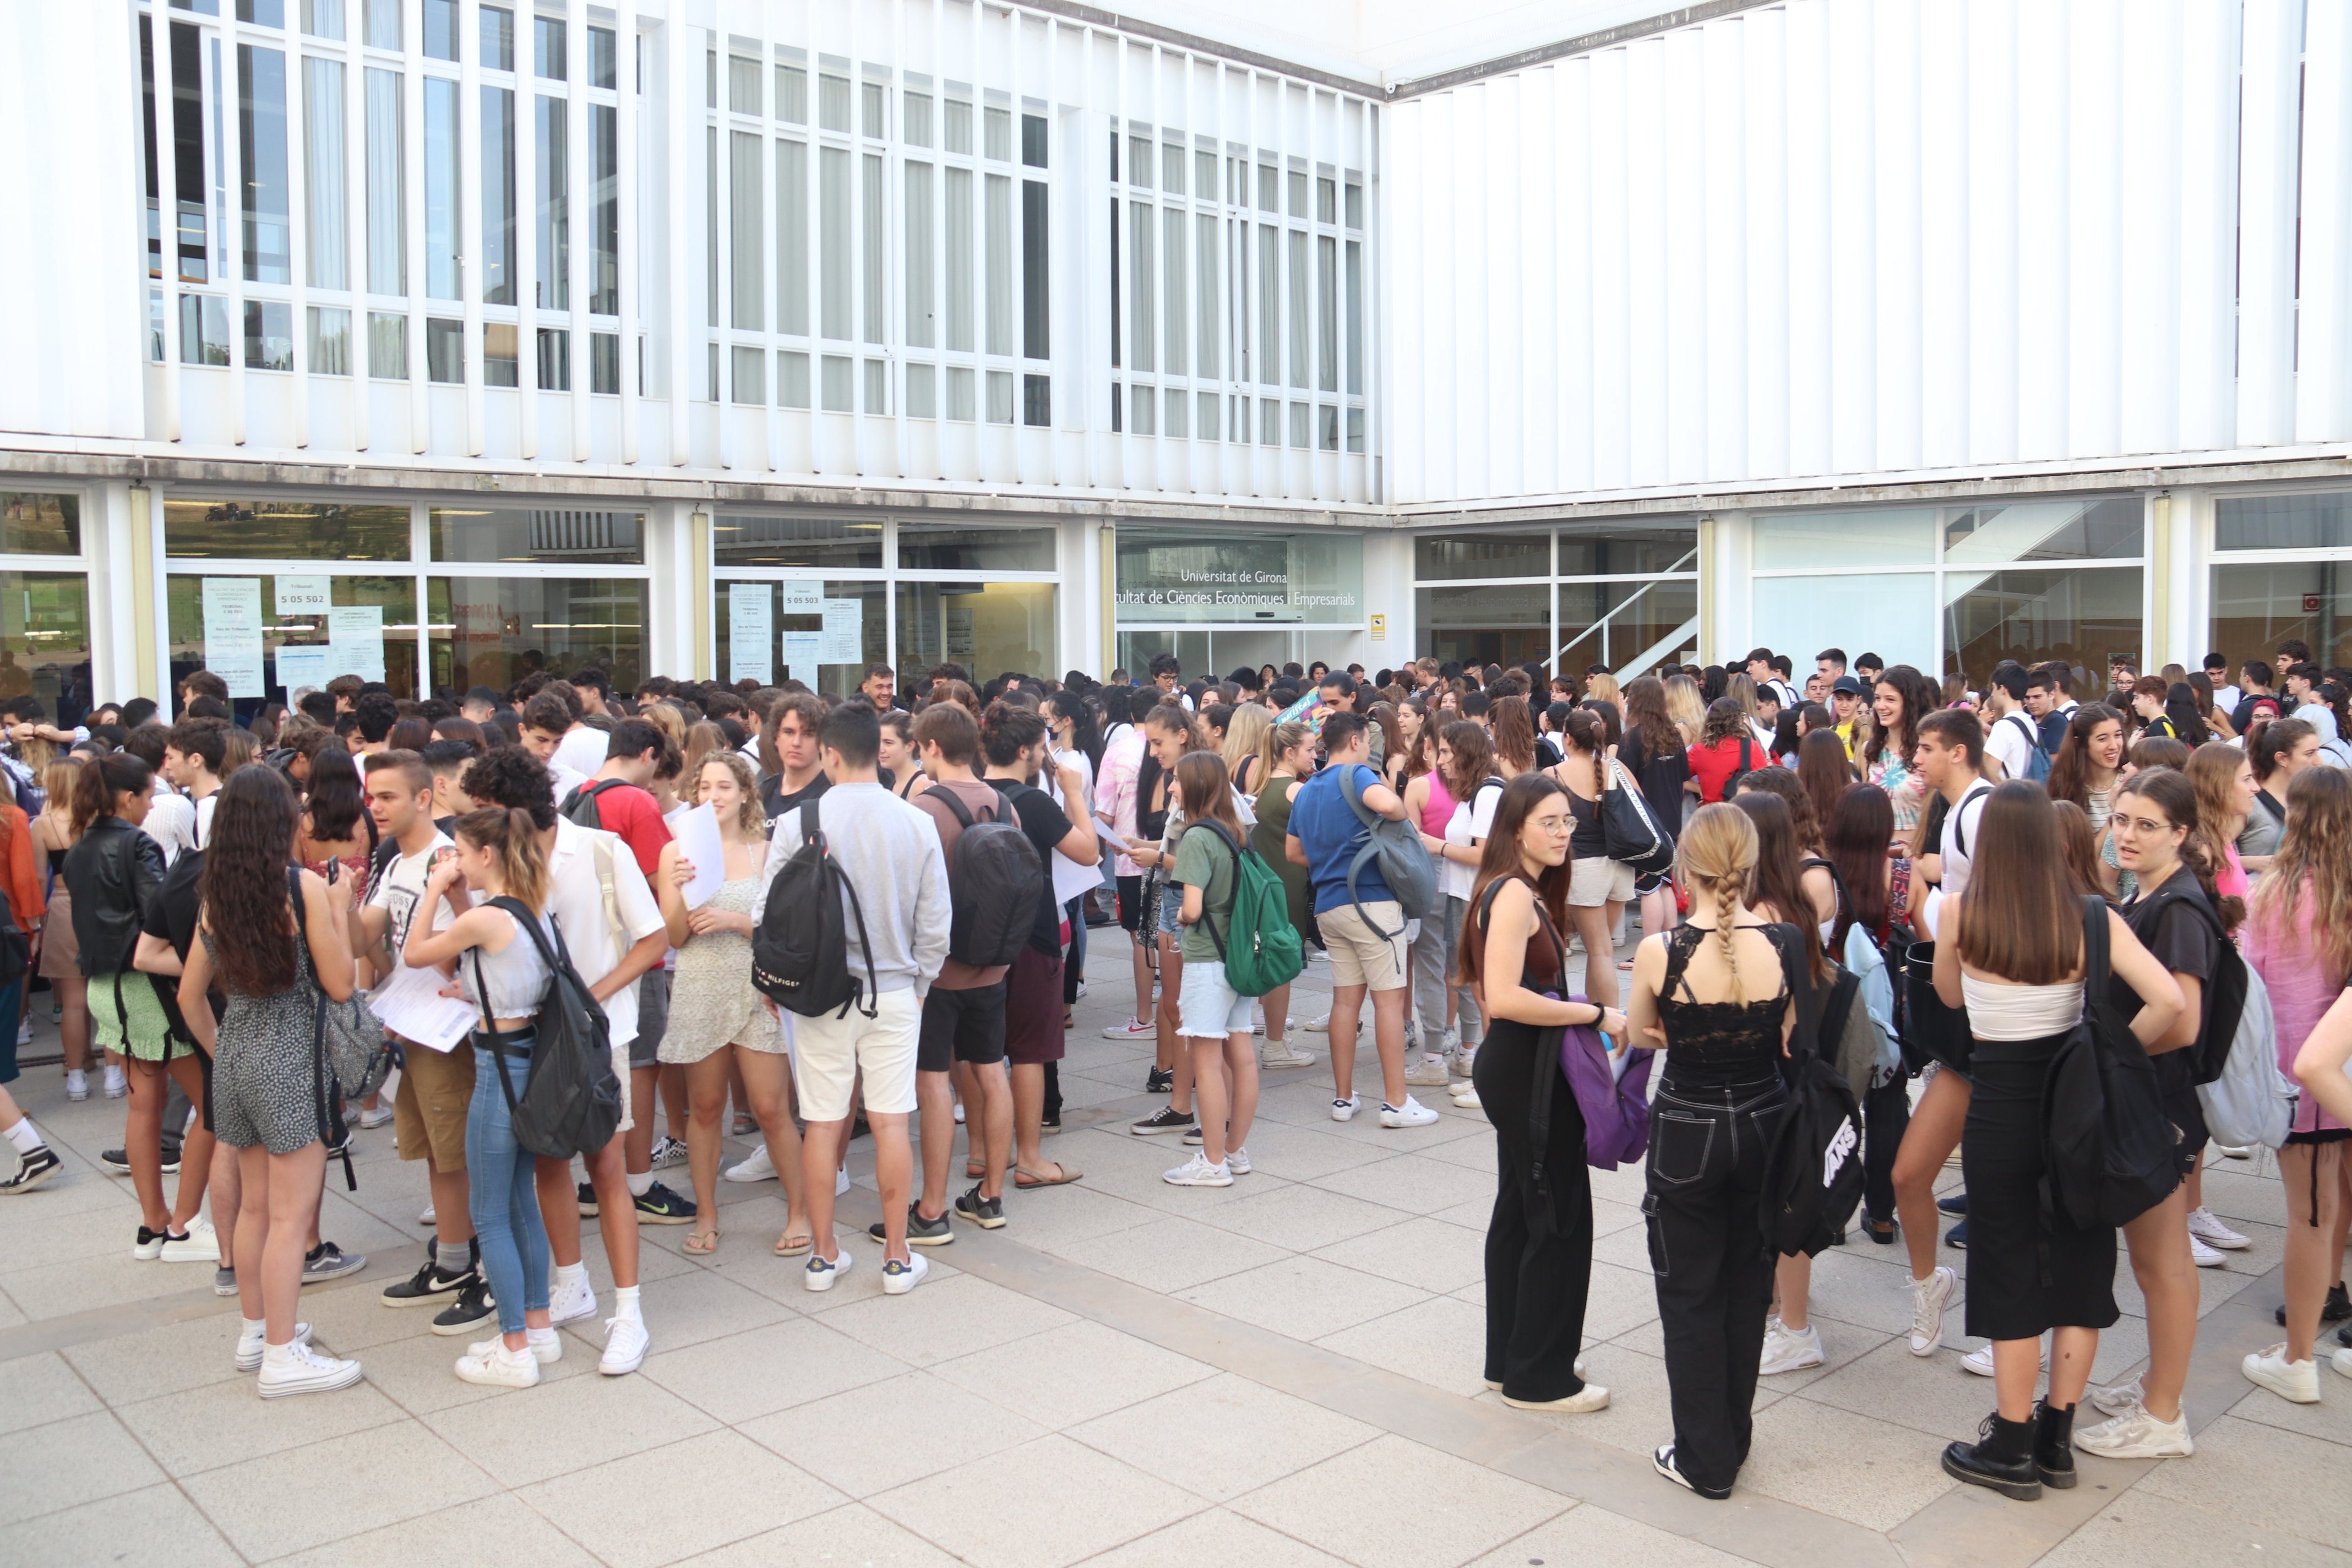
[1644,1074,1787,1494]
[1862,1073,1910,1224]
[1474,1019,1594,1402]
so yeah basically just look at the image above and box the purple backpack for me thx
[1558,997,1654,1169]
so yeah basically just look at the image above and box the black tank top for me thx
[1657,924,1789,1087]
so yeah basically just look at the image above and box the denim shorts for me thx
[1177,959,1254,1039]
[1157,880,1185,938]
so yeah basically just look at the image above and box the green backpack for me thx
[1184,819,1305,997]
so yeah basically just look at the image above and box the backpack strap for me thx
[798,796,879,1020]
[1947,783,1993,859]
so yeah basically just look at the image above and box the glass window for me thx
[1555,520,1700,576]
[1344,240,1362,395]
[1754,572,1936,672]
[1200,390,1220,441]
[303,57,346,288]
[238,44,291,284]
[728,55,759,115]
[943,165,972,351]
[1316,175,1335,224]
[536,326,568,390]
[589,103,617,313]
[904,91,932,148]
[731,130,764,329]
[905,362,935,418]
[863,154,885,344]
[1414,532,1549,582]
[714,514,882,570]
[730,344,764,404]
[776,349,809,407]
[2210,561,2352,670]
[423,77,460,297]
[819,146,850,337]
[905,160,933,347]
[1022,181,1048,360]
[422,0,456,61]
[1165,389,1189,438]
[944,98,972,155]
[1129,134,1153,189]
[366,67,404,294]
[1316,235,1337,391]
[1287,168,1308,219]
[309,305,350,374]
[1944,566,2143,688]
[862,81,885,139]
[480,86,515,303]
[590,330,619,394]
[896,580,1055,684]
[777,65,807,124]
[984,105,1011,161]
[1116,530,1362,625]
[478,6,513,70]
[533,14,564,80]
[946,366,975,421]
[241,300,292,370]
[1286,231,1308,388]
[0,495,81,556]
[1418,582,1548,669]
[1127,203,1154,373]
[818,74,850,133]
[424,316,462,380]
[821,354,852,411]
[363,0,399,51]
[1197,213,1219,378]
[299,0,340,36]
[1559,577,1700,676]
[431,576,643,692]
[170,573,418,704]
[0,571,94,726]
[863,358,888,413]
[897,522,1053,572]
[985,173,1012,355]
[1943,498,2144,563]
[1753,509,1936,569]
[166,498,409,560]
[715,579,884,698]
[587,25,615,90]
[536,94,568,308]
[1345,180,1363,228]
[430,505,643,564]
[1347,405,1364,453]
[368,311,406,378]
[777,138,809,334]
[2215,492,2352,552]
[987,369,1014,423]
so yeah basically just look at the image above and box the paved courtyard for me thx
[2,943,2346,1568]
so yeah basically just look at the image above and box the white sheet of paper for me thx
[275,574,333,616]
[276,645,332,693]
[779,630,823,684]
[728,583,774,685]
[665,802,726,909]
[1050,847,1100,910]
[818,597,863,663]
[778,579,822,613]
[326,604,386,682]
[201,578,266,699]
[368,961,482,1054]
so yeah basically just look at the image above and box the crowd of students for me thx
[0,641,2345,1515]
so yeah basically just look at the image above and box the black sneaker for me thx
[1937,1192,1969,1216]
[2338,1319,2352,1348]
[868,1204,955,1246]
[633,1182,696,1224]
[1,1146,61,1193]
[99,1146,177,1175]
[1944,1218,1969,1250]
[1130,1106,1195,1136]
[1652,1442,1730,1501]
[429,1278,496,1335]
[301,1241,366,1282]
[1039,1109,1062,1133]
[2279,1281,2352,1327]
[953,1184,1006,1229]
[576,1180,600,1217]
[380,1248,478,1306]
[1145,1067,1174,1094]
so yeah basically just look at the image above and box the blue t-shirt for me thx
[1289,763,1393,915]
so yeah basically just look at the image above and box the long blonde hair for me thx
[454,807,549,914]
[1664,674,1707,747]
[2248,765,2352,985]
[1260,720,1310,783]
[695,750,767,839]
[1221,703,1271,788]
[1675,802,1760,1003]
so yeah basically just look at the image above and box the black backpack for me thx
[2044,895,2184,1229]
[928,786,1044,970]
[470,897,624,1161]
[1760,924,1866,1257]
[2124,876,2248,1086]
[563,778,631,830]
[751,794,879,1019]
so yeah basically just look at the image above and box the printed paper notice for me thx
[778,579,822,613]
[818,598,863,665]
[201,578,266,699]
[368,961,482,1054]
[665,803,726,910]
[325,605,386,682]
[728,584,774,685]
[276,645,333,693]
[275,574,333,616]
[779,631,823,684]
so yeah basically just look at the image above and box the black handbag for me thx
[1599,759,1675,875]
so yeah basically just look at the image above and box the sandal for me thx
[774,1229,812,1256]
[684,1228,721,1255]
[1014,1162,1083,1189]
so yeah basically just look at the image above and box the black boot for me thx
[2032,1400,2076,1489]
[1941,1413,2041,1501]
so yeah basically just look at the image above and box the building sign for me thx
[1113,530,1363,625]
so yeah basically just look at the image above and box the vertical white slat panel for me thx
[1521,65,1558,496]
[150,4,181,443]
[2067,0,2122,458]
[1555,57,1594,492]
[344,7,369,451]
[1424,89,1458,500]
[1742,6,1789,478]
[2238,0,2300,446]
[2175,0,2239,452]
[2297,0,2352,442]
[1701,17,1746,482]
[222,18,249,447]
[2118,0,2182,455]
[460,0,484,456]
[1871,0,1920,471]
[1916,0,1968,466]
[615,0,639,464]
[665,10,692,464]
[1452,84,1487,499]
[1487,75,1522,499]
[566,0,590,461]
[2013,0,2068,461]
[1623,37,1667,486]
[1389,95,1423,502]
[515,0,538,462]
[1588,46,1630,489]
[1783,0,1831,476]
[1825,0,1875,473]
[1660,25,1706,485]
[288,32,312,450]
[1966,0,2017,463]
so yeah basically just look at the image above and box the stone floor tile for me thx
[59,1310,247,1404]
[520,1428,845,1568]
[2135,1412,2352,1547]
[0,1483,241,1568]
[1178,1255,1431,1342]
[1306,1152,1500,1216]
[0,1409,162,1527]
[2033,1485,2352,1568]
[932,1317,1215,1427]
[1461,1502,1757,1568]
[1310,1214,1488,1294]
[2220,1359,2352,1447]
[1,1202,160,1272]
[1580,1259,1665,1342]
[1194,1182,1415,1254]
[1731,1393,1954,1530]
[1066,1371,1381,1502]
[818,1269,1075,1365]
[983,1180,1165,1249]
[116,1368,408,1476]
[297,1272,454,1353]
[350,1316,595,1415]
[676,1501,972,1566]
[1044,1211,1292,1294]
[1314,1294,1492,1398]
[0,1350,101,1434]
[640,1314,911,1424]
[1791,1333,2007,1444]
[1227,1432,1570,1568]
[1077,1505,1358,1567]
[423,1357,721,1487]
[739,1369,1049,1497]
[182,1420,497,1560]
[264,1493,604,1568]
[868,1433,1202,1568]
[630,1265,794,1351]
[1232,1122,1399,1182]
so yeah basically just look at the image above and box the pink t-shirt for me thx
[2243,886,2348,1134]
[1418,771,1458,839]
[2214,842,2250,902]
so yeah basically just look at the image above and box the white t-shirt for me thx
[553,725,610,785]
[143,789,197,865]
[1937,783,1994,906]
[1442,778,1506,902]
[541,819,667,1048]
[2210,683,2241,715]
[366,829,455,958]
[192,791,218,850]
[1985,711,2037,781]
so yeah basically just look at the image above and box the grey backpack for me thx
[1338,765,1437,935]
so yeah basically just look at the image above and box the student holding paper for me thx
[657,752,808,1257]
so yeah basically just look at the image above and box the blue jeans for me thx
[0,977,20,1084]
[467,1037,551,1335]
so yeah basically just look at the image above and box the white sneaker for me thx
[1225,1147,1252,1175]
[1503,1382,1610,1413]
[467,1327,562,1364]
[1403,1054,1452,1087]
[2076,1403,2193,1458]
[160,1217,220,1264]
[598,1314,650,1374]
[418,1203,436,1226]
[233,1320,312,1372]
[1440,1025,1462,1057]
[2215,1144,2255,1159]
[881,1253,930,1295]
[103,1065,127,1099]
[2186,1206,2249,1250]
[454,1342,543,1389]
[1449,1083,1483,1110]
[1330,1096,1360,1122]
[1379,1096,1440,1129]
[358,1105,394,1130]
[725,1143,778,1183]
[803,1250,853,1292]
[2242,1343,2321,1403]
[2334,1347,2352,1381]
[1259,1040,1317,1069]
[258,1338,363,1397]
[953,1102,965,1125]
[1908,1267,1957,1357]
[2089,1375,2143,1416]
[547,1274,597,1326]
[1960,1338,2046,1378]
[64,1069,88,1101]
[1102,1016,1156,1039]
[1163,1152,1234,1187]
[836,1165,852,1196]
[1304,1013,1331,1033]
[1759,1320,1825,1375]
[2190,1234,2228,1268]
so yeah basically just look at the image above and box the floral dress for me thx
[656,877,782,1064]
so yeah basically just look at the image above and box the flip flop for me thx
[684,1229,721,1255]
[774,1230,812,1256]
[1014,1163,1082,1189]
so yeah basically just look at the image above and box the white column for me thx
[150,3,182,442]
[460,0,486,456]
[665,13,693,464]
[617,0,641,463]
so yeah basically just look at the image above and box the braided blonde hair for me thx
[1675,802,1760,1004]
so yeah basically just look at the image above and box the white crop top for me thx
[1959,973,2083,1041]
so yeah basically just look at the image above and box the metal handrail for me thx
[1551,548,1700,665]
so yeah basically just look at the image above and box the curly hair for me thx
[459,745,560,831]
[303,745,368,840]
[200,767,302,995]
[694,749,767,837]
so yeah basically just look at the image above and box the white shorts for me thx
[791,988,921,1123]
[1568,854,1636,908]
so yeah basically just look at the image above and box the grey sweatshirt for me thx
[755,781,951,997]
